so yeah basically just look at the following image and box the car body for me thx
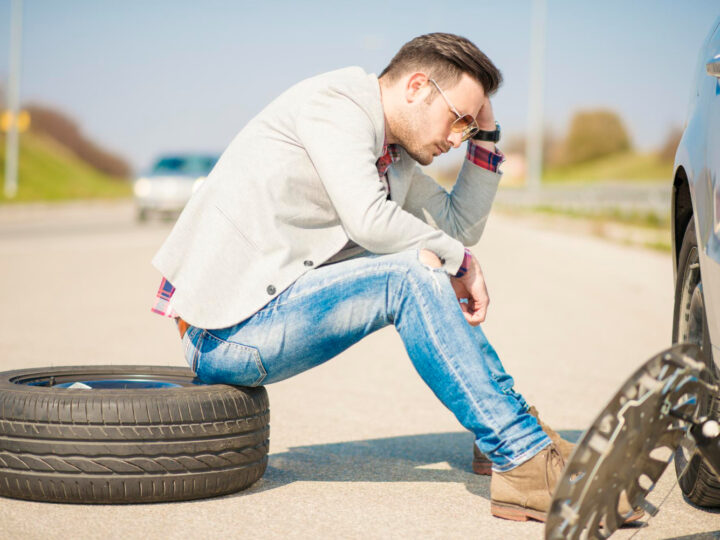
[671,14,720,506]
[133,154,219,221]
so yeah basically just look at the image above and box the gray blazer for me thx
[152,67,501,329]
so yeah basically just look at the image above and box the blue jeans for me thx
[181,250,551,471]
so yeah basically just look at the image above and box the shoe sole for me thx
[491,502,645,526]
[490,501,547,522]
[621,509,645,524]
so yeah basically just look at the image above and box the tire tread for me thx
[672,219,720,508]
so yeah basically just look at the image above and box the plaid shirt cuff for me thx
[466,141,505,172]
[454,248,473,278]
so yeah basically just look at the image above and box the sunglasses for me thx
[428,78,479,142]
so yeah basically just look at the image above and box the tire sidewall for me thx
[672,219,720,507]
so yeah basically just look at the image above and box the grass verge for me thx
[0,132,132,203]
[542,151,671,183]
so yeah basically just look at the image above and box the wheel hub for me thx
[546,344,713,539]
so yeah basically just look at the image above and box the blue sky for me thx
[0,0,718,171]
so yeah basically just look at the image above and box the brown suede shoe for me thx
[490,444,565,522]
[490,444,644,524]
[472,444,492,475]
[472,406,575,475]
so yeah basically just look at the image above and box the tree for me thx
[563,110,631,165]
[23,103,131,178]
[659,126,683,162]
[503,126,564,168]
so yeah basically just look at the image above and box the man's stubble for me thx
[392,104,434,166]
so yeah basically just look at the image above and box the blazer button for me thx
[266,285,276,295]
[304,260,314,267]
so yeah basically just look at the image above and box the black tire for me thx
[672,219,720,507]
[0,365,269,504]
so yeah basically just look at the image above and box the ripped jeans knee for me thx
[412,249,452,297]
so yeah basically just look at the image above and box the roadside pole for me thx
[526,0,546,191]
[4,0,23,199]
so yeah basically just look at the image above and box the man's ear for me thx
[404,72,430,104]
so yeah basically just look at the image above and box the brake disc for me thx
[545,343,715,540]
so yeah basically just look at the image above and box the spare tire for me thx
[0,365,269,504]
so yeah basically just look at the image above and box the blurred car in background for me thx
[133,154,219,221]
[671,15,720,507]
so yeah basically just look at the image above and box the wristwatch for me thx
[472,121,501,143]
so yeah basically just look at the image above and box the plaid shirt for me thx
[152,141,503,318]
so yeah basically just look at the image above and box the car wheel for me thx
[0,365,269,504]
[672,218,720,507]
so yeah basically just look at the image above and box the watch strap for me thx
[472,121,501,143]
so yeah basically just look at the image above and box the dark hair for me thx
[379,33,502,96]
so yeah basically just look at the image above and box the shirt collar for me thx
[376,137,400,176]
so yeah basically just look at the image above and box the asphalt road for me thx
[0,200,718,539]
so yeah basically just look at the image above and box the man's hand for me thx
[475,95,495,131]
[450,252,489,326]
[472,96,497,153]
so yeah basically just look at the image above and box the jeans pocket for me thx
[195,330,267,387]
